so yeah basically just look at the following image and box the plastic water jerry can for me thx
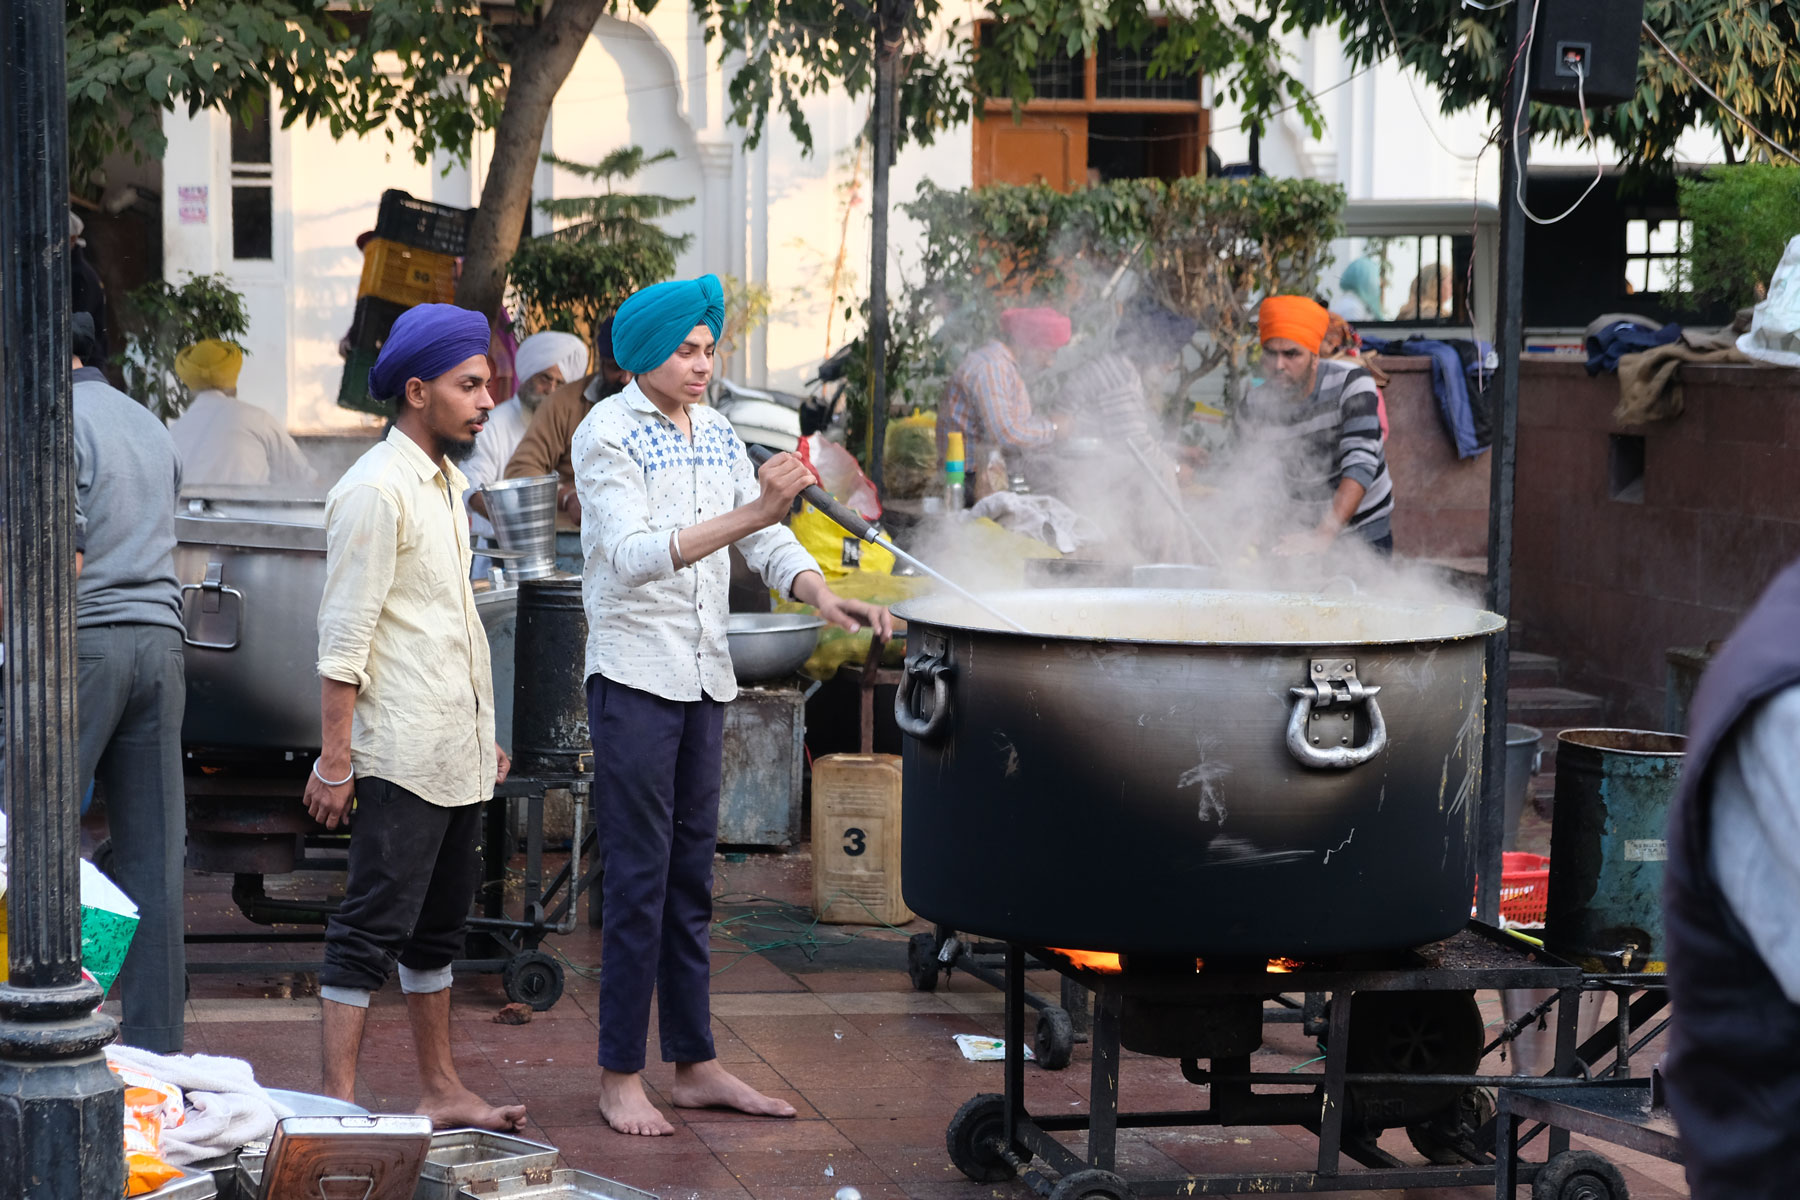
[811,754,912,926]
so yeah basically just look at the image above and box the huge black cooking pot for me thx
[892,587,1504,958]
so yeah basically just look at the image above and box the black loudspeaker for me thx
[1528,0,1646,109]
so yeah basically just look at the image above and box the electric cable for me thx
[1508,0,1605,226]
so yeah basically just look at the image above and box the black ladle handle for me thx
[746,443,877,542]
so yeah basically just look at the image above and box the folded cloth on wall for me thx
[1587,319,1681,376]
[105,1044,291,1165]
[970,491,1098,554]
[1614,323,1753,425]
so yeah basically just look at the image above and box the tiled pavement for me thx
[160,851,1687,1200]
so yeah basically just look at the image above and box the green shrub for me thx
[116,272,249,421]
[1678,164,1800,309]
[508,147,693,352]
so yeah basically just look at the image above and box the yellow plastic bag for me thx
[789,501,895,582]
[109,1061,185,1196]
[776,571,928,679]
[882,412,938,500]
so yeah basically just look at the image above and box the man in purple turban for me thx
[308,303,522,1130]
[572,276,894,1136]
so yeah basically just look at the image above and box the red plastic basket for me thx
[1498,851,1550,925]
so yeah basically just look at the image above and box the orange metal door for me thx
[973,113,1088,191]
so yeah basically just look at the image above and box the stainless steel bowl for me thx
[264,1088,370,1117]
[726,612,825,683]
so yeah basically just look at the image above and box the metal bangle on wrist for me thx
[312,758,353,788]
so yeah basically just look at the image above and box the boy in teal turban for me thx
[572,276,893,1136]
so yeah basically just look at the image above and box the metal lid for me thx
[176,514,327,553]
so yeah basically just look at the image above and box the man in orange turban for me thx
[1241,295,1394,555]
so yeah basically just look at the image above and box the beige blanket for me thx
[1614,314,1754,425]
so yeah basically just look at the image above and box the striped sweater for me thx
[1240,359,1393,542]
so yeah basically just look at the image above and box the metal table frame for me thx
[1494,1079,1682,1198]
[969,925,1654,1196]
[180,768,600,1008]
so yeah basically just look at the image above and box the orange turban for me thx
[999,307,1072,351]
[1257,296,1330,355]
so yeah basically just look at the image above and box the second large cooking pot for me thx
[892,587,1505,958]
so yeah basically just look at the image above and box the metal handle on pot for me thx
[1284,658,1387,769]
[180,562,244,651]
[895,650,952,741]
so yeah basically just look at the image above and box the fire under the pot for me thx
[1047,950,1307,975]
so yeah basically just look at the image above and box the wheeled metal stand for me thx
[179,764,602,1012]
[907,926,1092,1069]
[944,926,1659,1198]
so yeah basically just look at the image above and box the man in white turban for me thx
[464,330,589,572]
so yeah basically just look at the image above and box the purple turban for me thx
[368,303,491,403]
[611,276,725,375]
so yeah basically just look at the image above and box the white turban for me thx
[512,331,589,391]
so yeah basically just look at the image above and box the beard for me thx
[444,431,480,464]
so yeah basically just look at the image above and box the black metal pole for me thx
[1476,0,1535,924]
[0,0,128,1191]
[865,7,900,501]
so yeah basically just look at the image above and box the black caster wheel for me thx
[1533,1150,1630,1200]
[502,949,565,1012]
[1035,1005,1075,1071]
[1048,1168,1136,1200]
[1405,1086,1494,1165]
[907,931,941,992]
[945,1093,1017,1184]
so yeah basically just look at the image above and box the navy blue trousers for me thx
[588,674,723,1072]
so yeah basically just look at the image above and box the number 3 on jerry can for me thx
[811,754,911,926]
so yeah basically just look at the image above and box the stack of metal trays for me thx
[236,1114,432,1200]
[458,1169,659,1200]
[140,1167,218,1200]
[419,1130,559,1200]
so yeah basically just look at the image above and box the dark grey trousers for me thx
[77,622,187,1053]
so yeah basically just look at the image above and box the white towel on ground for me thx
[106,1044,292,1165]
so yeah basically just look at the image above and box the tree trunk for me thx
[456,0,610,319]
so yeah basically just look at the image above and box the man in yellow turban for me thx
[1240,295,1394,555]
[168,338,318,488]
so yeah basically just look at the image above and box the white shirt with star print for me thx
[571,380,817,702]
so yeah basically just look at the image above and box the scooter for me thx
[711,344,854,452]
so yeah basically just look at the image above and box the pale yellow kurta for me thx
[317,426,496,807]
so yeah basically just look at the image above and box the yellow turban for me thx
[174,339,244,392]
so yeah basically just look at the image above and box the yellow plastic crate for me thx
[357,237,459,307]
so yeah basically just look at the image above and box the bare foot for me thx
[421,1086,527,1133]
[599,1069,675,1136]
[671,1059,797,1118]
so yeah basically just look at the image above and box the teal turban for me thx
[611,275,726,375]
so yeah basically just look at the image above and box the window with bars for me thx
[1096,29,1200,102]
[1624,213,1688,296]
[1026,51,1086,101]
[231,102,273,261]
[972,21,1208,189]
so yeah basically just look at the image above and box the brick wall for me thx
[1512,360,1800,727]
[1379,358,1492,561]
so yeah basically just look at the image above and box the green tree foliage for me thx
[688,0,1327,154]
[1678,164,1800,307]
[65,0,507,181]
[115,271,250,420]
[506,148,694,352]
[1282,0,1800,167]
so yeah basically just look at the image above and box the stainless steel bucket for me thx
[482,475,559,581]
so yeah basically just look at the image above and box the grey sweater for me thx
[73,366,183,631]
